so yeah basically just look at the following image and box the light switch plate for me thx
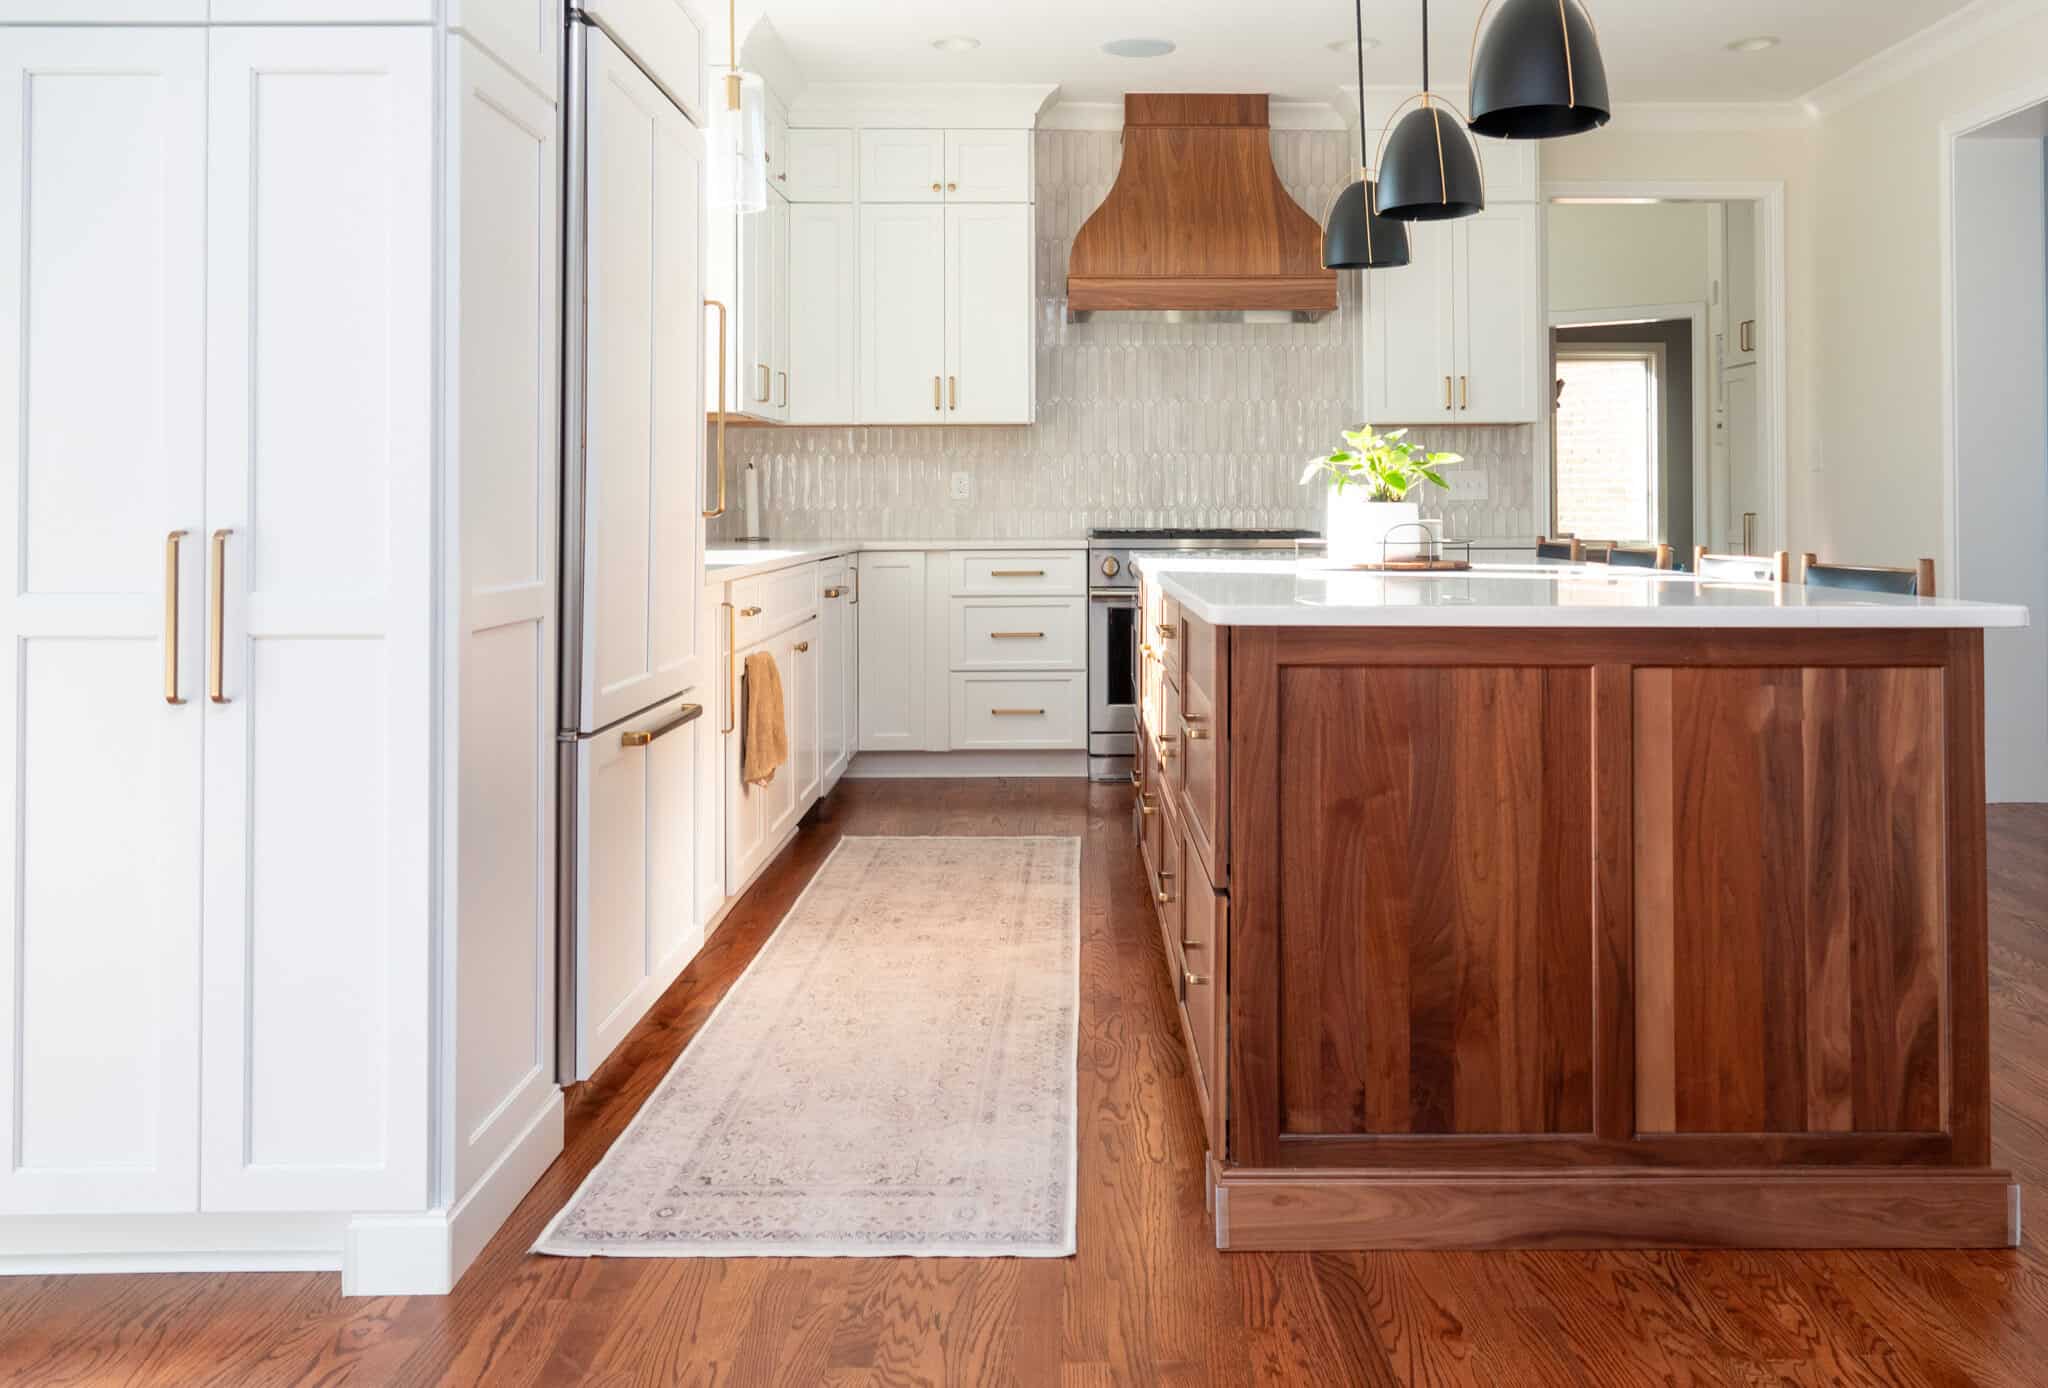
[1446,468,1490,501]
[949,471,973,501]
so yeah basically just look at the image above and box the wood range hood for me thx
[1066,94,1338,322]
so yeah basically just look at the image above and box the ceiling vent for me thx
[1066,94,1337,322]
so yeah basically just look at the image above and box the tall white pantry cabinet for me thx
[0,0,582,1295]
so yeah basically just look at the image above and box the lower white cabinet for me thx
[949,672,1087,749]
[820,556,854,790]
[857,550,931,749]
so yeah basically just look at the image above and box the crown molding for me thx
[787,83,1060,130]
[1801,0,2048,119]
[1041,98,1347,132]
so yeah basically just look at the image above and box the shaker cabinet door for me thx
[945,203,1034,425]
[858,204,947,424]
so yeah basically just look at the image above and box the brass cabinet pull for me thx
[848,567,859,604]
[756,363,771,403]
[164,529,188,705]
[777,370,787,408]
[703,299,728,518]
[1181,935,1200,949]
[1184,969,1210,988]
[794,640,810,653]
[933,375,942,411]
[207,529,231,704]
[1156,869,1175,905]
[1742,512,1757,556]
[1156,622,1176,640]
[1157,737,1176,759]
[991,569,1045,578]
[740,605,763,617]
[1444,375,1453,410]
[1129,767,1144,788]
[1139,793,1157,816]
[1182,713,1211,741]
[989,630,1044,640]
[1460,375,1469,410]
[948,375,957,410]
[991,707,1044,717]
[931,181,942,192]
[722,602,736,734]
[622,703,702,748]
[824,586,844,598]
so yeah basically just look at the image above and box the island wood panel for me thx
[1179,611,1229,886]
[1633,664,1948,1135]
[1274,663,1595,1137]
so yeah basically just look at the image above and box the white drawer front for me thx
[949,672,1086,749]
[950,597,1085,670]
[730,561,821,644]
[950,550,1085,596]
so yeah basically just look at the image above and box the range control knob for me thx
[1100,556,1121,578]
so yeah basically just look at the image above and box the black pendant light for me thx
[1468,0,1612,140]
[1374,0,1485,221]
[1323,0,1410,269]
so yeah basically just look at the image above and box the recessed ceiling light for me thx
[1726,35,1780,53]
[931,35,981,52]
[1101,38,1176,59]
[1326,36,1381,53]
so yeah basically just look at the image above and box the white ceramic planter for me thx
[1324,493,1424,566]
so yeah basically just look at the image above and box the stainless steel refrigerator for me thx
[557,5,711,1082]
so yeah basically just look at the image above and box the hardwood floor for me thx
[3,784,2046,1386]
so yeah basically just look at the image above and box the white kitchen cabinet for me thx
[764,97,788,194]
[1724,200,1759,368]
[790,616,822,804]
[200,23,435,1215]
[567,692,700,1082]
[724,633,795,887]
[860,127,946,201]
[820,558,852,791]
[1366,206,1539,425]
[707,192,786,423]
[0,25,208,1217]
[949,672,1087,750]
[447,0,560,101]
[859,204,949,423]
[788,202,857,422]
[945,130,1032,202]
[786,127,855,201]
[769,193,791,417]
[210,0,432,19]
[945,203,1034,424]
[695,584,727,932]
[1453,203,1542,424]
[577,28,708,729]
[858,550,930,750]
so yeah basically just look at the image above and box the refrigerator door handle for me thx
[703,299,727,518]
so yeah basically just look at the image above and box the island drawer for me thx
[1139,736,1165,877]
[1156,797,1186,980]
[1179,613,1229,886]
[1178,832,1225,1154]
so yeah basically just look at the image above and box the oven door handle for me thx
[1089,592,1139,604]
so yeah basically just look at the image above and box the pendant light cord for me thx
[1421,0,1431,94]
[1354,0,1369,169]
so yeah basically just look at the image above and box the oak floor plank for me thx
[1,791,2045,1386]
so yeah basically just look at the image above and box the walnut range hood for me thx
[1065,94,1338,323]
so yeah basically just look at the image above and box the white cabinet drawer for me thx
[949,597,1085,670]
[949,673,1086,750]
[949,550,1085,596]
[729,560,821,644]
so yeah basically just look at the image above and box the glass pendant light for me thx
[1468,0,1611,139]
[1323,0,1411,270]
[707,0,767,213]
[1374,0,1486,222]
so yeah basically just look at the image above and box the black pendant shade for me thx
[1324,177,1411,269]
[1469,0,1612,139]
[1375,103,1485,221]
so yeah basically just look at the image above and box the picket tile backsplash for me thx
[713,128,1537,543]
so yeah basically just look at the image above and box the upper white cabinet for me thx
[860,204,949,423]
[199,23,436,1214]
[945,130,1032,202]
[860,127,947,201]
[786,128,855,201]
[210,0,433,18]
[945,203,1034,424]
[447,0,561,101]
[788,202,857,423]
[1366,204,1540,425]
[0,24,208,1217]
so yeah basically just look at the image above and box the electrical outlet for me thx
[949,471,973,502]
[1446,468,1490,501]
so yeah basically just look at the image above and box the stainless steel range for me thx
[1086,528,1316,781]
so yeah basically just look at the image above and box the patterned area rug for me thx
[535,836,1081,1258]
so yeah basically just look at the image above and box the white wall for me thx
[1546,202,1713,315]
[1954,135,2048,803]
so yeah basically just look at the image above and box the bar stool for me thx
[1535,536,1583,564]
[1606,544,1674,570]
[1692,548,1792,582]
[1800,553,1935,597]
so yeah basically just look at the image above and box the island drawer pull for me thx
[1183,969,1210,988]
[1129,767,1143,788]
[1139,793,1157,816]
[1156,623,1177,640]
[1181,935,1201,949]
[1156,869,1175,905]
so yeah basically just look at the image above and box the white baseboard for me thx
[844,750,1088,779]
[344,1087,563,1297]
[0,1211,348,1276]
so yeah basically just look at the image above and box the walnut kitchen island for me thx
[1131,555,2030,1251]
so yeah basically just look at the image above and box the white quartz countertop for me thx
[1131,554,2031,630]
[706,537,1084,585]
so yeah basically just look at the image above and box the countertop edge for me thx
[705,538,1087,586]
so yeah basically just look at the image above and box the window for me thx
[1553,349,1661,545]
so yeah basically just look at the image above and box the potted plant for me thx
[1301,426,1463,566]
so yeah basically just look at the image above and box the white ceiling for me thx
[746,0,1983,107]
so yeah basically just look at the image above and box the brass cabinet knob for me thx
[947,181,958,192]
[931,181,942,192]
[794,641,810,653]
[740,605,763,617]
[1184,969,1210,988]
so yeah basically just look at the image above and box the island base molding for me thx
[1212,1168,2022,1251]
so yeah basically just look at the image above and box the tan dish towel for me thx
[742,649,788,786]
